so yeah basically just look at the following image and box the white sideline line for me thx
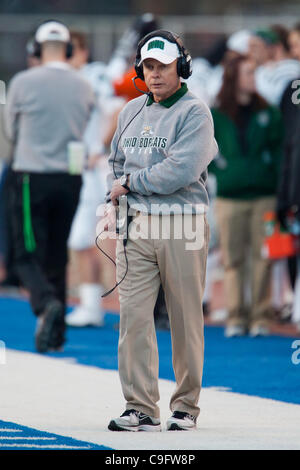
[3,349,300,450]
[0,444,91,449]
[0,429,22,432]
[0,436,56,440]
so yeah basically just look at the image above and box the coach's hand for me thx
[110,179,129,206]
[101,203,116,232]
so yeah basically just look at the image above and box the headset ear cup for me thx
[134,47,145,81]
[177,57,191,79]
[184,53,193,79]
[33,41,73,59]
[135,38,146,81]
[66,42,73,59]
[176,57,184,78]
[181,61,191,79]
[177,52,192,79]
[135,63,144,81]
[33,40,41,58]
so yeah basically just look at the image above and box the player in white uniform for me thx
[67,16,161,327]
[66,31,127,327]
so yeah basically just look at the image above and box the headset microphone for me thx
[132,76,152,96]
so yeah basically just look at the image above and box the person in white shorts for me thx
[66,32,123,327]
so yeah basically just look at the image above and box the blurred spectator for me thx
[188,31,251,320]
[288,23,300,60]
[250,27,300,106]
[4,20,95,352]
[26,36,41,68]
[112,12,160,102]
[0,34,40,289]
[249,28,277,66]
[187,36,227,105]
[277,83,300,294]
[66,31,117,327]
[106,13,159,83]
[188,30,251,106]
[209,55,283,337]
[113,66,148,101]
[252,26,300,318]
[0,163,7,281]
[0,164,19,288]
[276,34,300,330]
[226,30,251,58]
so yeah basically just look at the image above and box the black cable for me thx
[95,230,116,268]
[112,88,149,179]
[96,89,149,297]
[95,229,129,298]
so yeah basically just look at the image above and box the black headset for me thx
[135,29,192,81]
[32,20,73,59]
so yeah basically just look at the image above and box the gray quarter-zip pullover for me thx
[106,84,218,214]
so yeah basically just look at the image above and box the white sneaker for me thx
[224,325,247,338]
[249,325,270,337]
[66,283,104,327]
[66,306,104,327]
[166,411,197,431]
[108,409,161,432]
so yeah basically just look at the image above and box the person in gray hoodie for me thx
[5,20,94,353]
[104,30,218,432]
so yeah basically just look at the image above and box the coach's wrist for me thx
[120,174,130,191]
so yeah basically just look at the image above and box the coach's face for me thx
[143,58,181,102]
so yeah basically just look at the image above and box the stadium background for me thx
[0,0,300,451]
[1,0,300,171]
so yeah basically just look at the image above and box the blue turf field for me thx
[1,296,300,449]
[0,420,111,450]
[1,296,299,406]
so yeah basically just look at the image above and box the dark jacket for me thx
[277,78,300,218]
[209,105,283,199]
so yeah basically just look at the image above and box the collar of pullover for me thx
[146,83,188,108]
[43,61,72,70]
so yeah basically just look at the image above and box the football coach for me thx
[105,30,218,431]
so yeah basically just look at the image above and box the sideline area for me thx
[1,295,300,450]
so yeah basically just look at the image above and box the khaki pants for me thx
[215,197,275,328]
[116,213,209,419]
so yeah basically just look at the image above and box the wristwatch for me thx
[120,174,130,191]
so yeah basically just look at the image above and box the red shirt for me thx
[113,67,148,101]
